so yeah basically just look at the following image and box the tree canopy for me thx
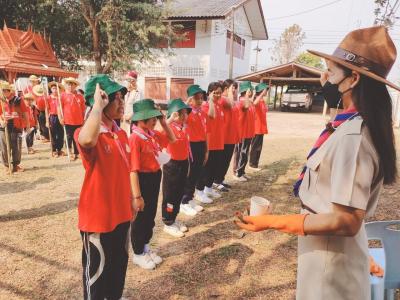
[295,52,324,69]
[270,24,305,65]
[0,0,179,73]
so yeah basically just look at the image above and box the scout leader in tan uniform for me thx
[235,26,398,300]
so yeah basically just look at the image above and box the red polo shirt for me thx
[61,92,85,125]
[0,97,28,129]
[166,122,190,161]
[186,105,207,142]
[238,97,256,139]
[36,96,48,112]
[48,95,59,115]
[202,101,224,150]
[219,97,241,145]
[254,100,268,135]
[75,124,133,233]
[129,126,168,173]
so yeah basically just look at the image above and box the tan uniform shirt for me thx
[297,116,383,300]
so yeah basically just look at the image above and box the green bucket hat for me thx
[132,99,162,121]
[239,81,254,94]
[255,82,269,93]
[84,74,127,106]
[167,98,192,118]
[187,84,205,97]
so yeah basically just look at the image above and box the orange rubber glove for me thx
[369,256,384,277]
[234,213,308,235]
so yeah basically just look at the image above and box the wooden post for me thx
[279,85,284,108]
[266,77,272,106]
[273,85,278,110]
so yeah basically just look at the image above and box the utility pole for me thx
[253,41,262,71]
[228,6,236,79]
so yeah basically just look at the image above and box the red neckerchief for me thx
[100,121,130,170]
[131,125,162,156]
[171,121,193,161]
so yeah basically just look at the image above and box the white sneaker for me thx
[180,203,198,216]
[189,200,204,212]
[204,186,221,199]
[174,220,188,232]
[248,166,262,171]
[243,174,251,179]
[133,253,156,270]
[144,244,163,265]
[195,190,213,204]
[233,175,247,182]
[164,224,185,238]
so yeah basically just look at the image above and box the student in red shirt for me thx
[48,82,65,157]
[249,82,269,170]
[75,74,131,300]
[0,82,30,174]
[233,81,256,181]
[33,85,50,142]
[196,82,225,201]
[214,79,240,192]
[161,98,193,238]
[60,77,85,160]
[181,85,209,216]
[23,93,38,154]
[129,99,175,270]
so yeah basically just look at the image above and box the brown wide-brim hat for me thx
[308,26,400,91]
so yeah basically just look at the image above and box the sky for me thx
[249,0,400,83]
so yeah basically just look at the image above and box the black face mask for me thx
[322,81,343,109]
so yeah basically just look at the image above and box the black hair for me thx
[341,67,397,184]
[222,79,238,90]
[77,89,84,95]
[207,81,223,95]
[108,88,127,102]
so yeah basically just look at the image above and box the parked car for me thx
[281,90,313,112]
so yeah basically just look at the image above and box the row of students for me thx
[74,74,269,298]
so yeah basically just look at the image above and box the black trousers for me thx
[25,128,36,148]
[197,149,223,190]
[65,124,81,155]
[182,141,206,204]
[50,115,64,152]
[0,128,22,168]
[162,159,189,225]
[81,221,130,300]
[214,143,235,184]
[234,138,252,177]
[38,111,49,139]
[131,170,162,255]
[249,134,264,168]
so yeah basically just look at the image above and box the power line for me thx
[268,0,344,21]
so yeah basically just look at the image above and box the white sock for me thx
[204,186,212,193]
[144,244,150,253]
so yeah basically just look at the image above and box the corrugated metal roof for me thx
[167,0,245,18]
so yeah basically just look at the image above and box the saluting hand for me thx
[93,83,109,111]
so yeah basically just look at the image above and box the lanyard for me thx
[131,125,162,155]
[100,121,130,170]
[171,121,193,162]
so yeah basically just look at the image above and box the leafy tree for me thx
[295,52,324,69]
[270,24,305,65]
[0,0,179,73]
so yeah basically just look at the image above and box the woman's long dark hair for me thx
[343,68,397,184]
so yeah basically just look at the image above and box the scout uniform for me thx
[214,92,241,190]
[33,85,50,141]
[234,81,255,179]
[75,75,131,300]
[0,82,29,172]
[249,82,269,169]
[129,99,168,264]
[162,99,192,236]
[61,77,85,157]
[181,85,209,212]
[196,91,225,198]
[48,82,64,156]
[121,70,141,135]
[23,93,38,153]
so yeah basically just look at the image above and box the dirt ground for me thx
[0,111,399,300]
